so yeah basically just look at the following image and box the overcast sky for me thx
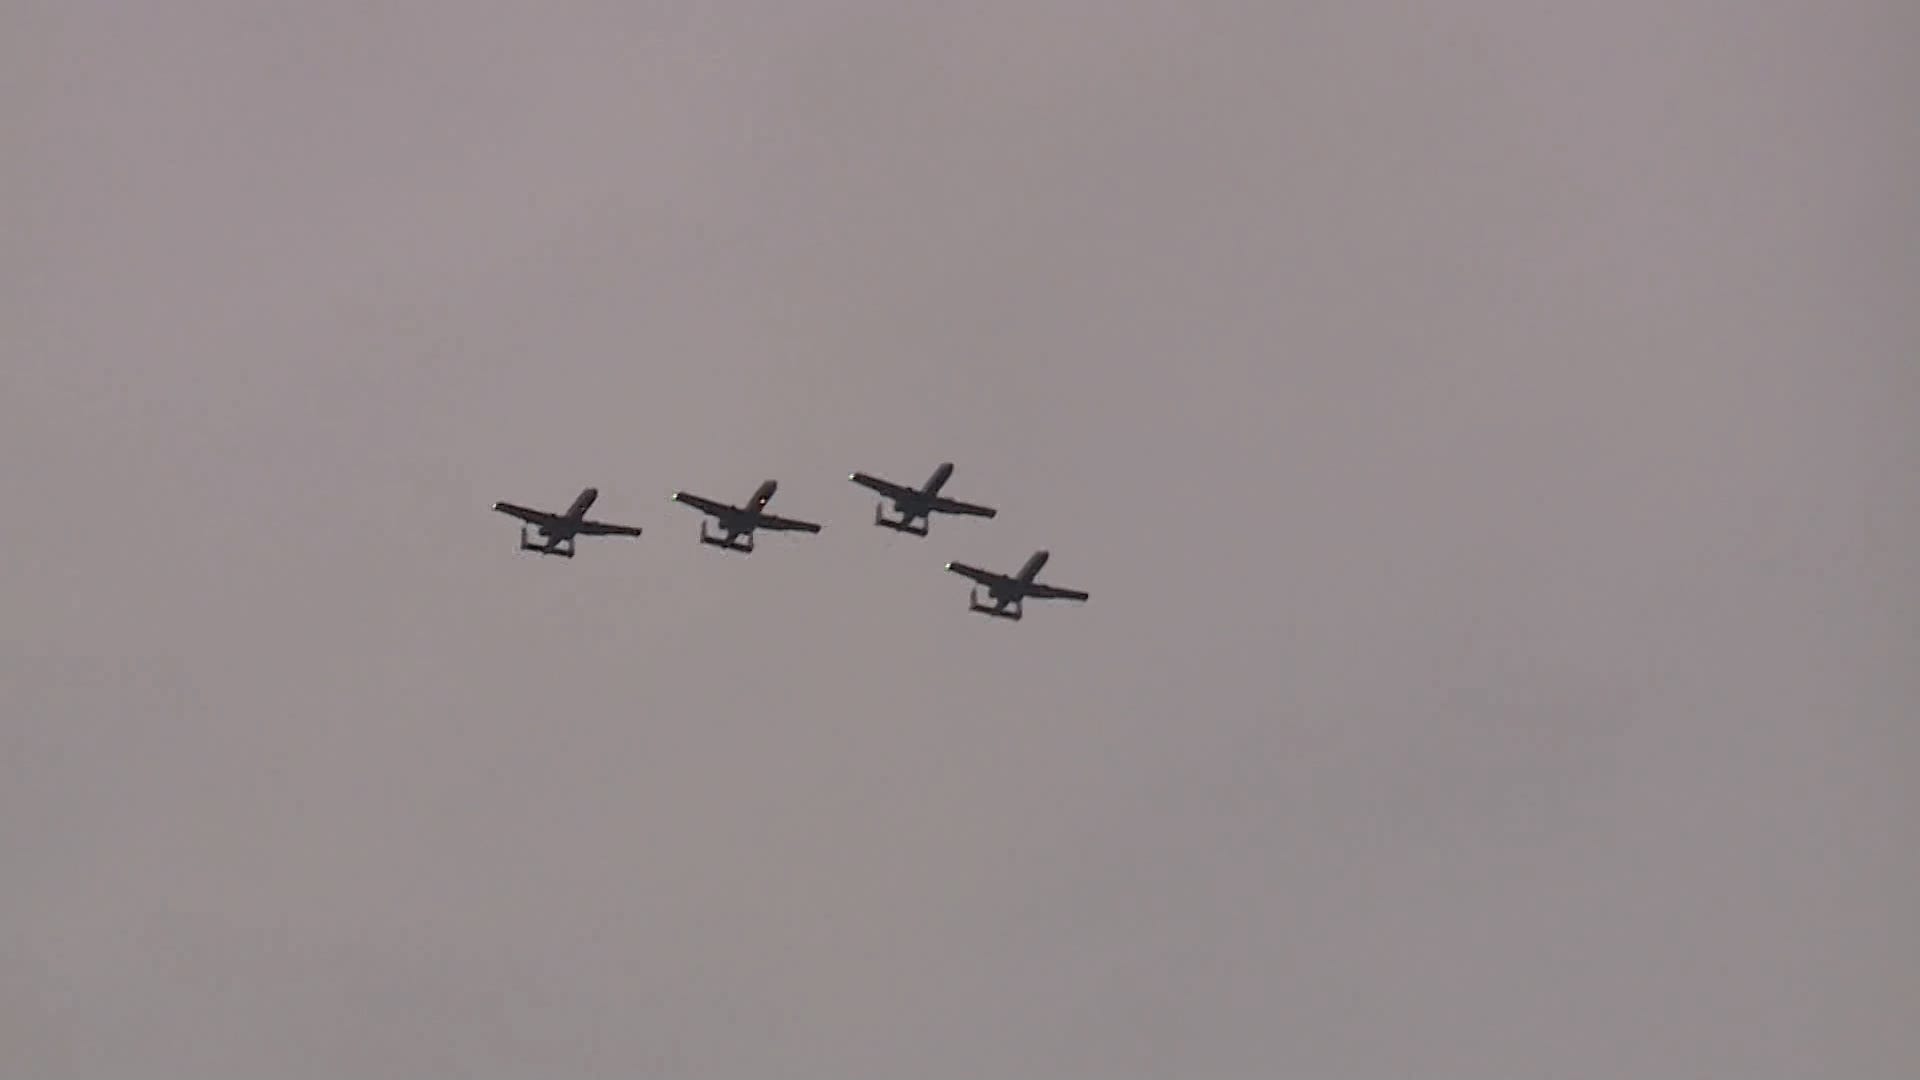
[5,3,1917,1077]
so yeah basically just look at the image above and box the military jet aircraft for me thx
[847,461,996,536]
[492,487,643,557]
[944,549,1088,620]
[670,479,823,553]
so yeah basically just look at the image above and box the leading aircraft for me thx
[491,487,644,557]
[847,461,996,536]
[944,549,1089,620]
[670,479,823,553]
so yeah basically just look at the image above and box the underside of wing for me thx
[928,495,997,518]
[492,502,556,527]
[944,561,1005,587]
[757,513,823,533]
[848,472,911,500]
[671,492,733,519]
[574,519,644,537]
[1025,582,1090,601]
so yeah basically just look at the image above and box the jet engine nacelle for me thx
[519,526,575,557]
[968,587,1021,620]
[699,519,754,553]
[874,502,930,536]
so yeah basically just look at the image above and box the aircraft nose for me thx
[585,487,599,497]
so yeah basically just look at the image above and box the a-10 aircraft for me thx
[670,479,823,553]
[944,550,1089,620]
[491,487,645,557]
[492,469,1086,623]
[847,461,996,536]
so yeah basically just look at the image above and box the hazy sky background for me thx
[6,2,1917,1077]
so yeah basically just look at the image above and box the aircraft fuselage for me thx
[981,551,1049,602]
[536,487,598,539]
[891,462,954,518]
[1017,549,1049,583]
[705,480,778,537]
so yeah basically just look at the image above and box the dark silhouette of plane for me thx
[944,550,1088,620]
[492,487,643,557]
[847,461,996,536]
[670,479,823,553]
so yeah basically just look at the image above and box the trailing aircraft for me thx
[943,550,1088,620]
[491,487,643,557]
[847,461,996,536]
[670,479,823,553]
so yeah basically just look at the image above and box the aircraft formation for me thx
[492,462,1089,621]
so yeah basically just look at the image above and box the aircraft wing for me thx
[671,492,735,519]
[574,519,644,537]
[756,513,822,533]
[493,502,558,526]
[944,561,1006,587]
[848,472,912,500]
[928,495,997,518]
[1024,582,1089,602]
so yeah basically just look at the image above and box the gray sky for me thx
[6,3,1918,1077]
